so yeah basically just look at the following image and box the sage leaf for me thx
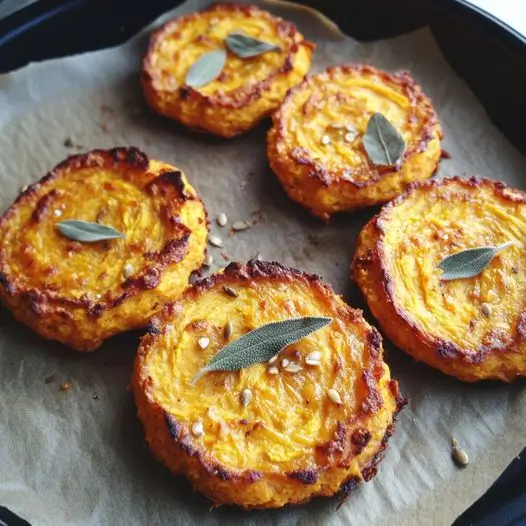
[58,220,125,243]
[225,32,280,58]
[362,112,405,166]
[191,316,332,385]
[185,49,226,88]
[438,241,516,281]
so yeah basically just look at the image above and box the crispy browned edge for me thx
[141,3,315,111]
[133,259,406,507]
[352,176,526,381]
[0,146,207,322]
[270,64,442,188]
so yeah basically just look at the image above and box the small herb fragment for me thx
[225,32,280,58]
[191,316,332,385]
[362,112,405,166]
[58,220,125,243]
[185,49,226,88]
[438,242,516,281]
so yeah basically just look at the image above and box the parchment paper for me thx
[1,2,526,525]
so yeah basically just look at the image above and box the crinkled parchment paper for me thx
[1,1,525,525]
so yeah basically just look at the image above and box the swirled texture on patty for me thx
[133,260,403,508]
[353,177,526,381]
[268,64,442,220]
[0,147,207,351]
[142,3,314,138]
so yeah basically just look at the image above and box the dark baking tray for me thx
[0,1,525,525]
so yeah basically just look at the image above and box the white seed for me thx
[268,355,278,364]
[209,235,223,248]
[204,254,214,267]
[122,263,135,279]
[54,209,63,217]
[20,184,29,193]
[281,359,290,368]
[224,322,232,339]
[481,303,492,317]
[345,123,357,132]
[268,366,279,375]
[217,213,228,227]
[285,364,302,373]
[210,17,219,25]
[327,388,342,405]
[191,421,204,437]
[452,444,469,467]
[305,359,321,367]
[241,388,253,407]
[222,286,238,298]
[344,132,357,143]
[198,337,210,349]
[306,351,322,361]
[329,122,344,129]
[232,221,250,232]
[321,134,331,145]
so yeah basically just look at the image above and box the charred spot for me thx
[180,87,191,100]
[108,147,149,170]
[436,342,460,359]
[339,476,360,496]
[288,468,318,484]
[165,413,182,440]
[32,189,59,222]
[179,439,196,456]
[214,466,232,481]
[351,428,372,449]
[517,312,526,341]
[111,291,132,308]
[361,465,377,482]
[155,170,188,201]
[88,303,104,318]
[239,419,249,425]
[368,327,382,355]
[146,320,161,335]
[159,234,190,265]
[0,272,14,295]
[441,149,452,159]
[361,370,382,414]
[247,471,263,483]
[141,268,162,290]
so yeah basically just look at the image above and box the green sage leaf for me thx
[438,241,516,281]
[185,49,226,88]
[58,220,125,243]
[191,316,332,385]
[225,32,280,58]
[362,112,405,166]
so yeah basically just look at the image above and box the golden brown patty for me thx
[141,3,314,138]
[353,176,526,382]
[267,64,442,220]
[0,147,207,351]
[132,260,403,509]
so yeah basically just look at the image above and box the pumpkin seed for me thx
[224,322,232,340]
[241,388,253,407]
[268,355,278,364]
[204,254,214,267]
[306,351,322,361]
[222,286,238,298]
[122,263,135,279]
[198,337,210,349]
[209,235,223,248]
[451,439,469,467]
[480,303,492,317]
[284,364,302,373]
[268,366,279,375]
[305,359,321,367]
[217,213,228,227]
[281,358,290,368]
[191,421,204,437]
[321,134,331,145]
[327,388,342,405]
[232,221,250,232]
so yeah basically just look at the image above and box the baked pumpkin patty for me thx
[0,147,207,351]
[132,260,403,509]
[142,3,314,138]
[267,65,442,220]
[353,177,526,382]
